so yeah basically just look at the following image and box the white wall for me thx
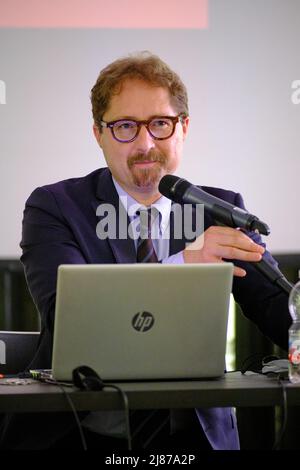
[0,0,299,257]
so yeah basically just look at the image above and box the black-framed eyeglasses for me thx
[99,115,186,143]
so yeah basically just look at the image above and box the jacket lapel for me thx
[91,169,136,264]
[169,202,208,256]
[169,203,186,256]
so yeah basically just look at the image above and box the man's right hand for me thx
[183,226,265,277]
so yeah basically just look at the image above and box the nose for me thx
[133,124,155,153]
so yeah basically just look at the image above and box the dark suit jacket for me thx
[20,167,292,450]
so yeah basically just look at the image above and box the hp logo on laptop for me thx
[132,312,155,332]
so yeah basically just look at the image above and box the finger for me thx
[233,266,247,277]
[221,259,246,277]
[210,231,265,253]
[214,246,263,262]
[218,236,265,254]
[207,226,265,253]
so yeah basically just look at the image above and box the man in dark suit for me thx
[1,52,292,450]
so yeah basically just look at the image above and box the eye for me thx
[114,120,136,130]
[151,119,171,128]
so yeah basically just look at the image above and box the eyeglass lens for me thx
[113,117,175,141]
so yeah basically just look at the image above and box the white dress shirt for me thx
[113,177,184,264]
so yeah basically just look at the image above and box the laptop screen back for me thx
[52,263,233,381]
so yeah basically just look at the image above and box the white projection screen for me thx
[0,0,299,258]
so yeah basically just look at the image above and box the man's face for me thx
[93,78,189,198]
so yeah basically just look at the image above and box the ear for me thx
[93,123,103,148]
[181,116,190,141]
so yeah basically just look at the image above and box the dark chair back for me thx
[0,331,40,374]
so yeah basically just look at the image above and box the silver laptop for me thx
[52,263,233,381]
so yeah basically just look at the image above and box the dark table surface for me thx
[0,372,299,413]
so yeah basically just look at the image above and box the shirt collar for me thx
[112,177,172,233]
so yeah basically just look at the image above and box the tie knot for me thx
[138,207,158,239]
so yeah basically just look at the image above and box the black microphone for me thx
[159,174,270,235]
[159,174,293,295]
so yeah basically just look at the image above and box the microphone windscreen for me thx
[159,175,190,203]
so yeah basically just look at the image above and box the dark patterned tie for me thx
[136,208,158,263]
[131,207,170,449]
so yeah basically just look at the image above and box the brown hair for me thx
[91,51,189,127]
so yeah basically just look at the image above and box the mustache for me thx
[127,151,167,168]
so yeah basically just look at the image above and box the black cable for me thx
[49,378,88,451]
[103,383,132,451]
[0,413,13,449]
[239,356,289,451]
[272,378,288,450]
[45,377,132,451]
[0,377,88,450]
[71,366,132,450]
[233,354,289,450]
